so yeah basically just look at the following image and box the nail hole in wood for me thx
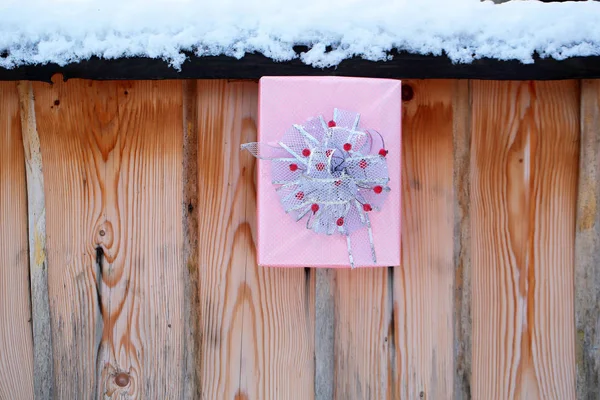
[99,230,106,237]
[115,372,130,387]
[402,84,414,101]
[54,99,60,106]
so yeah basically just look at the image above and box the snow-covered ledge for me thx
[1,0,599,81]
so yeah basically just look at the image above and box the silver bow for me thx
[242,109,390,268]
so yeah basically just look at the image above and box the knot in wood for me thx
[96,221,114,246]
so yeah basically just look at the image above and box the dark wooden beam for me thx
[2,50,600,82]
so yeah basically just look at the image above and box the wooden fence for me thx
[0,77,598,399]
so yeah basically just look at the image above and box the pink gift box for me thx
[255,76,401,268]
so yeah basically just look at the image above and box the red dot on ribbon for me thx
[379,149,388,157]
[334,180,342,187]
[295,191,305,200]
[289,163,298,171]
[343,143,352,151]
[316,162,325,171]
[328,120,336,127]
[325,149,332,157]
[359,159,368,169]
[374,186,383,194]
[363,203,372,212]
[336,217,344,226]
[302,148,311,157]
[311,204,319,213]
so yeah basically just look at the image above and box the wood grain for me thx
[315,268,334,400]
[196,80,315,400]
[17,80,54,399]
[182,80,202,399]
[332,268,391,400]
[0,82,34,399]
[575,79,600,400]
[471,81,578,399]
[32,78,185,398]
[393,80,456,399]
[453,80,472,400]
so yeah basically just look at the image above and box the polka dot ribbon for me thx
[241,109,390,268]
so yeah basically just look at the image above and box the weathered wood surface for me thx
[32,78,185,398]
[576,79,600,400]
[195,80,315,399]
[471,80,579,399]
[333,268,391,399]
[17,80,54,399]
[315,268,335,400]
[453,80,472,400]
[0,82,34,399]
[1,77,594,399]
[182,80,202,399]
[394,80,456,399]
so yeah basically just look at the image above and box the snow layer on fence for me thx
[1,0,599,69]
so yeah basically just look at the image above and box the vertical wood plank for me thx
[333,268,391,399]
[393,80,456,399]
[471,81,578,399]
[453,80,472,400]
[0,82,34,399]
[196,80,315,400]
[33,79,185,398]
[182,80,202,399]
[576,79,600,400]
[315,269,335,400]
[17,81,54,399]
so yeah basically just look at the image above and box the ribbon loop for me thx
[242,108,390,268]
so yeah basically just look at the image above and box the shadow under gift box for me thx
[254,76,401,268]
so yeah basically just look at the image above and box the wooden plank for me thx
[453,80,472,400]
[333,268,391,399]
[315,269,334,400]
[182,80,202,398]
[32,78,185,398]
[0,82,34,399]
[575,79,600,400]
[3,53,600,82]
[16,80,54,399]
[196,80,315,399]
[471,80,578,399]
[393,80,456,399]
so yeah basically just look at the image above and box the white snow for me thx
[0,0,599,70]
